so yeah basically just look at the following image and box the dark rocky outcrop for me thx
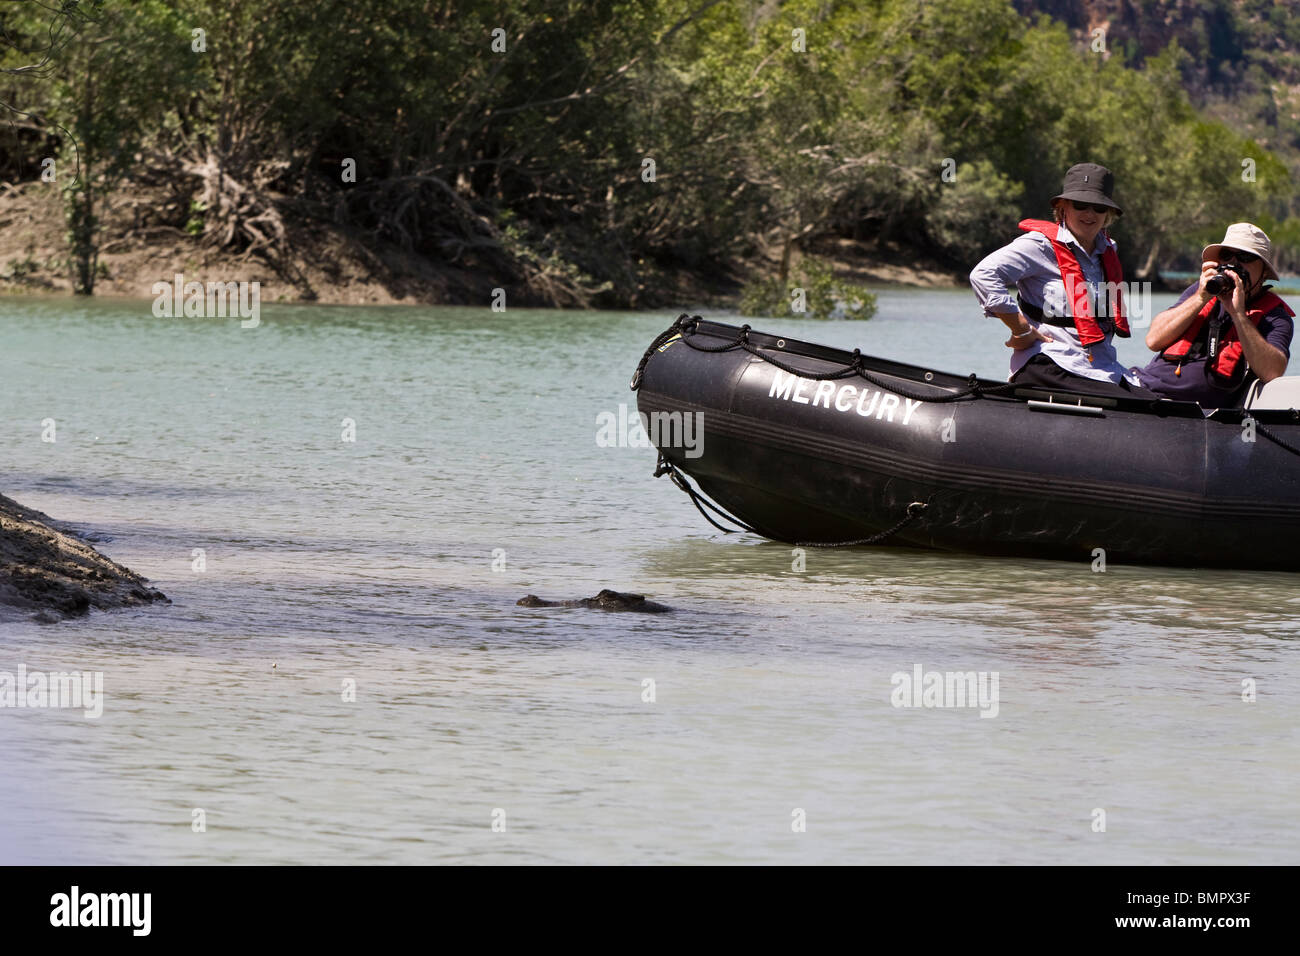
[0,493,169,624]
[517,589,672,613]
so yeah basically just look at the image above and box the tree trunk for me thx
[1135,238,1161,281]
[69,180,97,295]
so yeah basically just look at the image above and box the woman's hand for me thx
[1005,325,1054,350]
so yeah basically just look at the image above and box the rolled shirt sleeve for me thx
[1261,304,1294,359]
[969,234,1047,317]
[970,228,1137,385]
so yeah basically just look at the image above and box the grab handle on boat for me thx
[1027,397,1105,417]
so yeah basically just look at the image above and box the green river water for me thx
[1,289,1296,864]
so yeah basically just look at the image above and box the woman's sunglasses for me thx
[1069,200,1112,214]
[1220,249,1259,265]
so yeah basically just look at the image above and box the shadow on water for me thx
[635,534,1300,646]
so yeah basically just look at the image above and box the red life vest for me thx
[1018,219,1130,346]
[1161,291,1294,381]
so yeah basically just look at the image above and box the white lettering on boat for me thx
[768,370,923,426]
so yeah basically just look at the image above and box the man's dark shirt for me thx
[1136,283,1293,409]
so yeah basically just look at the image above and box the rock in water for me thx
[0,493,169,623]
[517,589,671,613]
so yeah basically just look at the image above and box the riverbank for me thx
[0,181,965,308]
[0,493,167,623]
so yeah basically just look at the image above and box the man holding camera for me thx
[1135,223,1293,408]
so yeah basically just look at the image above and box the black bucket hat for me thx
[1052,162,1122,216]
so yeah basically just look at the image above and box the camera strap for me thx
[1206,309,1226,361]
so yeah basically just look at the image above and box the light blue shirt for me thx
[969,223,1139,385]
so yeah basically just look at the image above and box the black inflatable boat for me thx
[631,314,1300,571]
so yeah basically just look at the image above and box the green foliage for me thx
[3,253,38,280]
[740,257,877,320]
[1011,0,1300,272]
[0,0,1294,299]
[1,0,196,292]
[185,200,206,237]
[927,161,1025,260]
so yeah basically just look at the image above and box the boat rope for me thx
[652,455,927,547]
[631,313,1018,403]
[793,501,928,548]
[1254,419,1300,458]
[629,318,691,391]
[652,456,762,535]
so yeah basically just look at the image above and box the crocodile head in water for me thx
[517,589,671,613]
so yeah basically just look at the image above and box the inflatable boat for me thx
[631,314,1300,571]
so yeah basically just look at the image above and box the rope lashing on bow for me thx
[632,313,1018,403]
[793,501,928,548]
[652,455,928,547]
[1254,417,1300,457]
[652,455,760,535]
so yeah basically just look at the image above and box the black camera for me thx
[1206,262,1248,296]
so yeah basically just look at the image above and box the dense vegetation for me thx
[1011,0,1300,270]
[0,0,1294,305]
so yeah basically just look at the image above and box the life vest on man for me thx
[1018,219,1130,346]
[1161,291,1294,381]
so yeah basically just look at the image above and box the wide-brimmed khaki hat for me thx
[1203,222,1280,281]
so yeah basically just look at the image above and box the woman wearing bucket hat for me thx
[970,162,1157,398]
[1134,223,1293,408]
